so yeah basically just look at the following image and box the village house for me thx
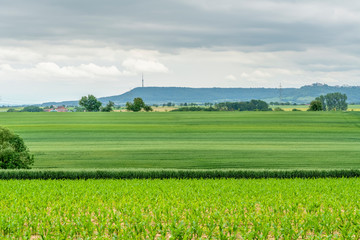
[43,106,68,112]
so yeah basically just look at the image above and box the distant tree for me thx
[6,108,17,112]
[79,95,102,112]
[143,105,153,112]
[101,101,115,112]
[126,98,152,112]
[292,108,301,111]
[214,100,271,111]
[315,95,327,111]
[273,107,284,111]
[0,127,34,169]
[315,92,348,111]
[21,106,43,112]
[308,100,323,111]
[74,106,85,112]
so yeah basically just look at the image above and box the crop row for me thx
[1,169,360,179]
[1,178,360,239]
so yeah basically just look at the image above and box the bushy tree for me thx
[126,98,153,112]
[0,127,34,169]
[308,100,323,111]
[79,95,102,112]
[101,101,115,112]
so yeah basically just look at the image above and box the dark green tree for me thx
[0,127,34,169]
[308,100,323,111]
[101,101,115,112]
[143,105,153,112]
[79,95,102,112]
[126,98,152,112]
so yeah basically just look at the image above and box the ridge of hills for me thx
[41,83,360,106]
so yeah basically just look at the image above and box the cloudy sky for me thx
[1,0,360,104]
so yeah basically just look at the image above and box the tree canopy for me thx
[308,100,323,111]
[0,127,34,169]
[126,98,153,112]
[79,95,102,112]
[315,92,348,111]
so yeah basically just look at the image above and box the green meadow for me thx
[0,111,360,169]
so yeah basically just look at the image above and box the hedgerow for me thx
[0,169,360,179]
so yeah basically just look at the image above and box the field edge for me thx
[1,168,360,179]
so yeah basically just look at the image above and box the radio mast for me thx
[142,73,144,88]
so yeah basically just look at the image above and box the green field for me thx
[0,111,360,169]
[1,178,360,239]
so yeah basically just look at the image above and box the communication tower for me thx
[142,73,144,88]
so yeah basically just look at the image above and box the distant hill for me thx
[41,83,360,106]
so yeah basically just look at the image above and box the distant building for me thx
[55,106,67,112]
[43,106,68,112]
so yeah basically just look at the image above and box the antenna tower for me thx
[279,83,283,103]
[142,73,144,88]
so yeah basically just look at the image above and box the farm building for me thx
[43,106,68,112]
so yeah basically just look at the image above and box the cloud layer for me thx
[0,0,360,104]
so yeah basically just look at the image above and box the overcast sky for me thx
[1,0,360,104]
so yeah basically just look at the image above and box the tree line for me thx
[79,95,153,112]
[172,100,271,112]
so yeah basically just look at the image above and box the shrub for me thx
[0,127,34,169]
[101,101,115,112]
[21,106,43,112]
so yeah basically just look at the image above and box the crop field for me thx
[1,111,360,169]
[1,178,360,239]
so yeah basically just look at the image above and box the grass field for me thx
[0,111,360,169]
[1,178,360,239]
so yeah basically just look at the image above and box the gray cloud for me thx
[1,0,359,50]
[1,0,360,104]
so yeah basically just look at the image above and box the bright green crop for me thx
[1,178,360,239]
[1,111,360,169]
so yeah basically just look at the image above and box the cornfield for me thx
[1,178,360,239]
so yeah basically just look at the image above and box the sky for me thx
[1,0,360,104]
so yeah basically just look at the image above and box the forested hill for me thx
[42,84,360,106]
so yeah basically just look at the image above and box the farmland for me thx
[1,111,360,238]
[0,111,360,169]
[1,178,360,239]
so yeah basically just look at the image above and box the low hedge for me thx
[0,169,360,179]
